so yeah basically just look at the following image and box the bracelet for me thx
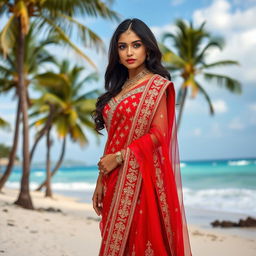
[115,151,123,165]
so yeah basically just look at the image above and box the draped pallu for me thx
[100,74,192,256]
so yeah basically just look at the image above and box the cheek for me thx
[138,49,147,61]
[118,50,126,61]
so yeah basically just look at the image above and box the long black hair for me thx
[92,18,171,133]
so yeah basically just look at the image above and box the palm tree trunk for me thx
[14,18,33,209]
[35,136,66,192]
[176,85,188,131]
[45,126,52,197]
[30,106,55,164]
[0,99,21,191]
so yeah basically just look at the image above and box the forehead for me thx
[118,30,141,43]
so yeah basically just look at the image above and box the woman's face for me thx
[117,30,147,71]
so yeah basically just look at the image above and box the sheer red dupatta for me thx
[128,82,192,256]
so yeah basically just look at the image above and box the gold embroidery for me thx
[132,244,136,256]
[107,86,145,130]
[145,241,154,256]
[102,75,171,256]
[153,152,173,250]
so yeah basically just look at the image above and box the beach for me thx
[1,188,255,256]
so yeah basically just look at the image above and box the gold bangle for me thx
[115,151,123,165]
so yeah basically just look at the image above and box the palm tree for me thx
[0,23,57,192]
[30,59,99,197]
[0,117,10,130]
[0,143,18,170]
[161,19,242,130]
[0,0,118,209]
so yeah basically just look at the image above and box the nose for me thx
[126,45,133,57]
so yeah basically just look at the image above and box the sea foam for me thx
[183,187,256,215]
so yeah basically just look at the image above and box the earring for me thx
[147,53,150,61]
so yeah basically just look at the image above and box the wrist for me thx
[115,151,123,165]
[97,173,103,182]
[121,149,126,160]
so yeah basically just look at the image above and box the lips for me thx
[126,59,136,64]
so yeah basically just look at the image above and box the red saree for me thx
[100,74,192,256]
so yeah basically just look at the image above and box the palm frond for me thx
[42,0,120,21]
[0,14,16,56]
[159,43,185,68]
[0,116,11,131]
[58,13,105,52]
[42,15,97,69]
[196,39,224,64]
[201,60,239,69]
[204,72,242,93]
[196,81,214,115]
[69,123,88,146]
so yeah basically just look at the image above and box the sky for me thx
[0,0,256,165]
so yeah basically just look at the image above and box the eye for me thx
[118,44,126,50]
[133,43,141,48]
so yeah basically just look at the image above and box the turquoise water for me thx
[3,157,256,216]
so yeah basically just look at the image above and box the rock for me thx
[211,216,256,228]
[37,207,62,213]
[238,217,256,227]
[86,216,101,222]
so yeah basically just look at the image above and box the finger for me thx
[93,196,100,216]
[98,192,103,208]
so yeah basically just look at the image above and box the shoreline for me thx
[25,187,256,239]
[4,185,256,239]
[1,188,256,256]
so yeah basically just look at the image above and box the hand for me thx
[92,180,104,216]
[97,153,119,175]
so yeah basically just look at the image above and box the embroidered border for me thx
[101,75,171,256]
[153,153,174,255]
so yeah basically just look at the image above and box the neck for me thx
[128,65,145,79]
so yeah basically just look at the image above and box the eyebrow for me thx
[118,40,142,44]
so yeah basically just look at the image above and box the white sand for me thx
[0,188,255,256]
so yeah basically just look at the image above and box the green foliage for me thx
[0,117,10,131]
[0,0,119,68]
[0,143,18,160]
[31,59,99,146]
[0,22,57,96]
[0,143,11,158]
[161,19,241,116]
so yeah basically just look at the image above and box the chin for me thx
[123,63,144,70]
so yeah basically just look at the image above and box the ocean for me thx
[3,157,256,226]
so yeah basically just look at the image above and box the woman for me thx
[92,18,192,256]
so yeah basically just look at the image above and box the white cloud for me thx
[228,117,245,130]
[170,0,185,6]
[192,0,256,84]
[212,99,228,113]
[193,0,256,32]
